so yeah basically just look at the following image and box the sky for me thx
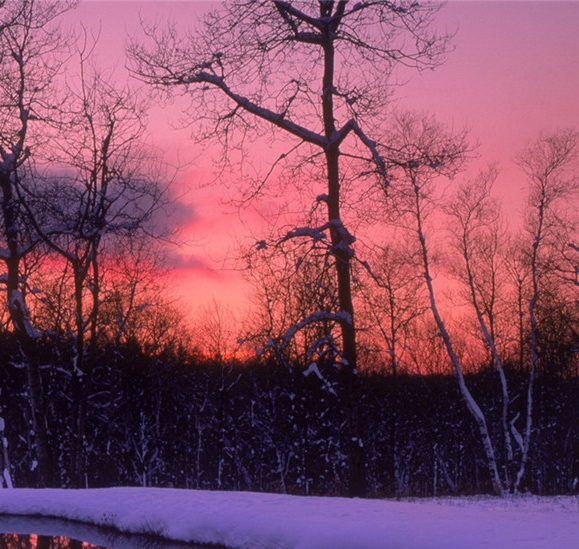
[1,487,579,549]
[69,1,579,321]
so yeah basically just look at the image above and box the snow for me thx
[0,489,578,549]
[303,362,323,379]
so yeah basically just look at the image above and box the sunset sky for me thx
[70,1,579,320]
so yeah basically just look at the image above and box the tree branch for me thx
[173,70,327,148]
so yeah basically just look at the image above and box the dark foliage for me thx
[1,329,578,497]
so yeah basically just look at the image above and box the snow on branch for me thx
[276,310,352,353]
[303,362,323,379]
[328,218,356,257]
[256,218,357,261]
[254,224,328,252]
[8,290,41,340]
[332,118,389,187]
[303,361,338,397]
[170,71,327,148]
[284,224,329,243]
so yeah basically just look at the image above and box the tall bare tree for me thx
[0,0,77,487]
[129,0,451,497]
[446,168,516,490]
[21,46,169,485]
[514,128,579,491]
[382,111,506,494]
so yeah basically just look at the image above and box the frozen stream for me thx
[0,515,216,549]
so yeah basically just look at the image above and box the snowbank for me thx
[0,488,577,549]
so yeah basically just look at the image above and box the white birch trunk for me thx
[412,178,504,495]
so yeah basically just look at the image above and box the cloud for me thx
[169,200,199,226]
[163,251,223,279]
[152,199,200,235]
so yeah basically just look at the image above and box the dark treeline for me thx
[1,330,577,497]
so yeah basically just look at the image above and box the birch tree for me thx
[129,0,451,497]
[384,111,505,495]
[446,169,517,490]
[513,128,579,491]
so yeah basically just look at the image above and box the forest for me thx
[0,0,578,499]
[2,331,579,497]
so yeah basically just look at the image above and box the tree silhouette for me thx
[0,0,77,487]
[129,0,451,497]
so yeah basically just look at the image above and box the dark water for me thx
[0,533,102,549]
[0,517,216,549]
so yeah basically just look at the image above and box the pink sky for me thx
[69,1,579,319]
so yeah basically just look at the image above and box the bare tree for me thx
[513,128,579,491]
[5,28,170,485]
[357,238,427,375]
[446,168,517,490]
[129,0,451,497]
[503,235,532,372]
[192,299,241,361]
[244,231,342,366]
[353,237,428,495]
[53,100,163,486]
[383,111,505,494]
[0,0,77,487]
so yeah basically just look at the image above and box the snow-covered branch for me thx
[167,71,327,149]
[276,310,353,353]
[332,118,388,184]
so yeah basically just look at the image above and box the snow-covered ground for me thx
[0,488,577,549]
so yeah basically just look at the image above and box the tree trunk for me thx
[0,172,54,488]
[514,201,544,492]
[0,416,13,488]
[322,26,366,497]
[462,234,514,490]
[412,178,503,495]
